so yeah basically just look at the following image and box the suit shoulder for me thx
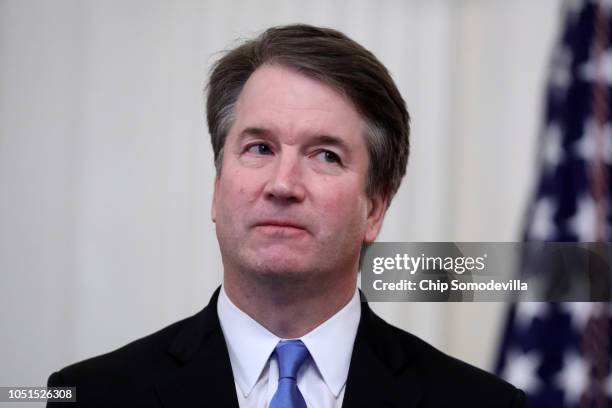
[46,296,222,407]
[53,312,195,386]
[371,313,525,406]
[393,323,503,381]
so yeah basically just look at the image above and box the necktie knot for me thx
[275,340,309,380]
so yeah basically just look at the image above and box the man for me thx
[48,24,525,407]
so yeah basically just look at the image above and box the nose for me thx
[263,151,306,204]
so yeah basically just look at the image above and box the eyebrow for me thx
[307,134,351,154]
[239,127,272,138]
[237,127,351,153]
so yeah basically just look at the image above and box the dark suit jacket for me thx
[48,288,526,407]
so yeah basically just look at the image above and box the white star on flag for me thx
[579,47,612,85]
[515,302,549,330]
[500,349,542,394]
[555,351,590,406]
[528,197,557,240]
[568,193,597,241]
[562,302,603,331]
[574,117,612,164]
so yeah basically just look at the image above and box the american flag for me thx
[495,1,612,407]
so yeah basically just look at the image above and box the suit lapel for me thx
[155,288,239,408]
[342,299,425,408]
[154,289,425,407]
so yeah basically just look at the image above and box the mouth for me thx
[254,220,306,229]
[252,220,308,234]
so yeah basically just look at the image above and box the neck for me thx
[223,270,357,339]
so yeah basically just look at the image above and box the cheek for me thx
[318,182,369,230]
[219,168,258,202]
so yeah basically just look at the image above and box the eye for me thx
[246,143,272,155]
[317,150,341,164]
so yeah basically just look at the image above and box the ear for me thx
[211,176,220,223]
[364,193,388,243]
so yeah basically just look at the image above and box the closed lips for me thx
[254,220,306,230]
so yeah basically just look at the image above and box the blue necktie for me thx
[269,340,309,408]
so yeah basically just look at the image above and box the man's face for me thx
[212,64,386,287]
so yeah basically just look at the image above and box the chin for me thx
[244,253,319,283]
[254,258,310,277]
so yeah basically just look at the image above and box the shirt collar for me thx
[217,286,280,397]
[217,286,361,398]
[300,288,361,396]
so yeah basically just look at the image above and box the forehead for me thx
[231,64,366,142]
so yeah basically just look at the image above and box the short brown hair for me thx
[206,24,410,204]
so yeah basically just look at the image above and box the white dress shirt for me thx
[217,286,361,408]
